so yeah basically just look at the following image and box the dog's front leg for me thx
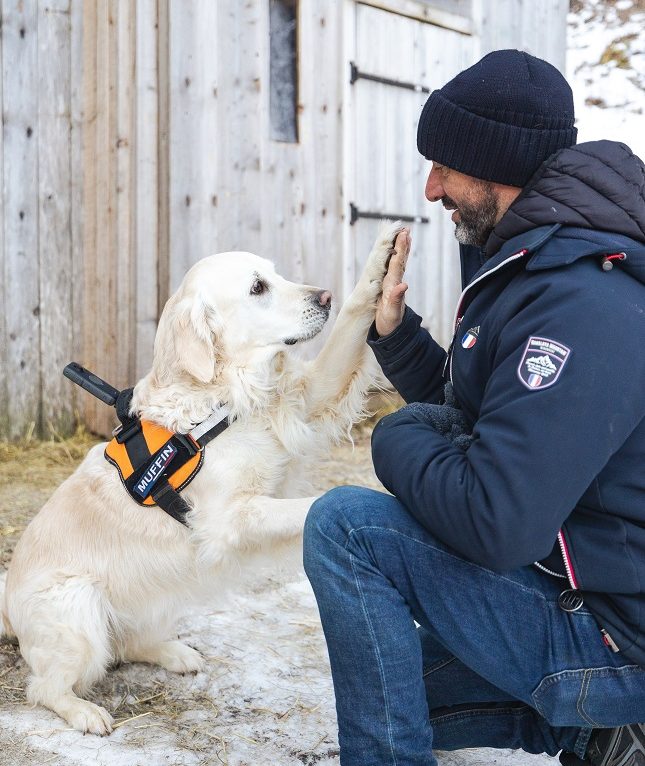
[194,495,318,567]
[304,220,407,415]
[239,495,318,547]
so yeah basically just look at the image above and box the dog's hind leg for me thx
[16,578,115,735]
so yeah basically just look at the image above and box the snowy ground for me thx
[1,2,644,764]
[0,432,556,766]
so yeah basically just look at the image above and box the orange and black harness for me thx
[64,362,230,526]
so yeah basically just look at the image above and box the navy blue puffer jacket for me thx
[369,141,645,665]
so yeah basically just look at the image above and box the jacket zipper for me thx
[533,561,567,579]
[557,528,579,590]
[448,245,580,590]
[448,249,528,382]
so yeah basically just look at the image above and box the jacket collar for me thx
[485,140,645,259]
[460,223,645,293]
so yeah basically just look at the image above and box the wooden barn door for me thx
[345,1,473,347]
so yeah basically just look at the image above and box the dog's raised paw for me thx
[363,220,404,284]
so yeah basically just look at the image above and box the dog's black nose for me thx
[313,290,332,309]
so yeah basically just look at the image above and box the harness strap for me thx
[115,388,142,444]
[123,428,152,468]
[192,410,230,447]
[152,478,192,526]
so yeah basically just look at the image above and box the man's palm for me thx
[375,229,411,337]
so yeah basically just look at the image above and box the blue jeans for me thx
[303,486,645,766]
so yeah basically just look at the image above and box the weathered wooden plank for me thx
[81,0,98,431]
[38,0,75,436]
[260,0,301,283]
[0,0,7,436]
[214,0,263,260]
[88,0,120,436]
[297,0,344,302]
[168,0,219,291]
[115,0,136,391]
[359,0,472,33]
[157,0,170,310]
[135,0,160,378]
[341,0,358,300]
[2,0,41,439]
[70,0,85,417]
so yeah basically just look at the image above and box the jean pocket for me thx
[532,665,645,727]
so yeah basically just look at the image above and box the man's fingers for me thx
[389,229,411,281]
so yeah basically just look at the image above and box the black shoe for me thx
[560,751,587,765]
[585,724,645,766]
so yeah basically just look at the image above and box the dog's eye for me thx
[250,279,267,296]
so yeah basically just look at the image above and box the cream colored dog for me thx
[1,222,402,735]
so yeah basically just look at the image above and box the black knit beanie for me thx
[417,49,577,187]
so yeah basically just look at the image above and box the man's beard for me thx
[444,181,499,247]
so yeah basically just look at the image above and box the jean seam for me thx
[423,656,456,678]
[346,525,551,601]
[577,669,601,727]
[430,706,531,724]
[349,552,398,766]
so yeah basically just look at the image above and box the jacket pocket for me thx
[532,665,645,728]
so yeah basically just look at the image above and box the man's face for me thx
[425,163,500,247]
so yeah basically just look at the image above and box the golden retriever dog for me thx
[1,221,402,735]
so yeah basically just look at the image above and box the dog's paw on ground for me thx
[154,640,206,674]
[66,699,114,735]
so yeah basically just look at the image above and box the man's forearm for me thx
[367,306,446,404]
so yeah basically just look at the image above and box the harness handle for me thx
[63,362,120,406]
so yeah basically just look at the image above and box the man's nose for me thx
[425,166,444,202]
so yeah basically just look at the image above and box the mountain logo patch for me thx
[518,337,570,390]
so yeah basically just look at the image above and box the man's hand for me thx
[375,228,411,337]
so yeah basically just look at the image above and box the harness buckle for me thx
[114,419,143,444]
[174,432,202,456]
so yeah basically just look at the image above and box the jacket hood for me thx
[486,140,645,257]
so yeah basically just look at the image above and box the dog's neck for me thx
[131,353,288,434]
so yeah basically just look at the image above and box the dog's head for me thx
[153,252,332,384]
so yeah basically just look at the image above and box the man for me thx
[303,49,645,766]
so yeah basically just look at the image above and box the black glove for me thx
[402,382,474,451]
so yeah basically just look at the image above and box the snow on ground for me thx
[2,3,644,765]
[568,0,645,158]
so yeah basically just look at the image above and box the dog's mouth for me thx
[283,327,322,345]
[283,314,329,346]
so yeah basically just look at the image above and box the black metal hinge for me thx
[350,62,430,94]
[350,203,430,226]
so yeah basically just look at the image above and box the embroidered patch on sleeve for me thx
[517,336,571,391]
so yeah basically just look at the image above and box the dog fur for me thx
[1,222,401,735]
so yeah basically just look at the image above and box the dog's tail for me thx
[0,570,15,639]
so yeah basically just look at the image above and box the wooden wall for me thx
[0,0,84,440]
[474,0,568,72]
[0,0,569,440]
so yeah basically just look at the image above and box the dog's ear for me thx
[173,296,218,383]
[153,292,218,384]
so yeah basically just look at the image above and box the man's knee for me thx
[303,485,378,575]
[305,485,361,547]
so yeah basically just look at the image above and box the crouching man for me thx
[304,49,645,766]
